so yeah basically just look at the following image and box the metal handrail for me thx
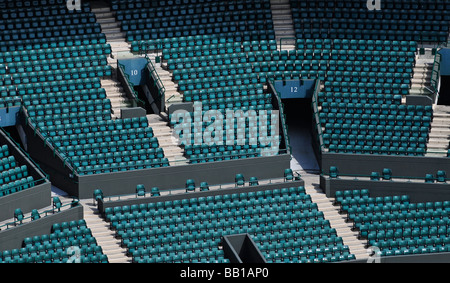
[0,197,80,231]
[101,171,299,203]
[144,54,166,100]
[321,170,450,184]
[311,79,324,152]
[21,107,79,176]
[430,50,442,103]
[267,79,291,156]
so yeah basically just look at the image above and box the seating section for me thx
[172,109,280,163]
[321,104,432,155]
[0,1,169,175]
[0,144,35,197]
[290,0,450,44]
[0,219,108,263]
[165,36,429,156]
[112,0,274,44]
[335,189,450,257]
[111,1,283,164]
[104,186,355,263]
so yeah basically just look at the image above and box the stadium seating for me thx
[0,0,169,176]
[0,219,108,263]
[0,0,449,266]
[104,186,355,263]
[336,189,450,257]
[0,144,35,197]
[290,0,450,44]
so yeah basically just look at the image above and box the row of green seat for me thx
[167,50,415,71]
[1,4,91,19]
[292,8,449,21]
[183,83,264,102]
[162,40,277,60]
[323,81,410,95]
[11,63,112,82]
[297,28,448,43]
[322,122,429,138]
[77,158,170,175]
[16,77,102,96]
[121,11,273,32]
[290,0,448,10]
[126,24,275,42]
[296,39,417,52]
[57,136,160,151]
[31,110,112,128]
[318,92,402,105]
[112,0,270,12]
[39,117,150,136]
[0,23,102,42]
[321,103,432,117]
[1,44,111,64]
[0,0,67,8]
[23,89,107,106]
[0,13,97,30]
[27,100,112,118]
[132,33,248,52]
[0,34,107,53]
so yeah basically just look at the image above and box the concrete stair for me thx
[270,0,296,50]
[426,105,450,157]
[91,2,135,119]
[101,79,133,119]
[147,114,189,166]
[91,5,131,58]
[300,172,368,261]
[81,200,132,263]
[409,48,435,96]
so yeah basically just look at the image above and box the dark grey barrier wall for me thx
[222,234,267,263]
[0,182,51,222]
[78,153,291,199]
[321,175,450,203]
[167,102,194,117]
[0,204,83,252]
[98,180,305,215]
[321,153,450,179]
[23,103,290,199]
[120,107,147,119]
[406,95,433,106]
[22,119,79,197]
[0,127,52,221]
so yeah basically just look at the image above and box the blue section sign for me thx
[439,48,450,76]
[117,57,149,86]
[274,79,316,99]
[0,106,20,127]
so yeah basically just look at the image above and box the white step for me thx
[300,171,368,261]
[81,200,132,263]
[146,114,188,165]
